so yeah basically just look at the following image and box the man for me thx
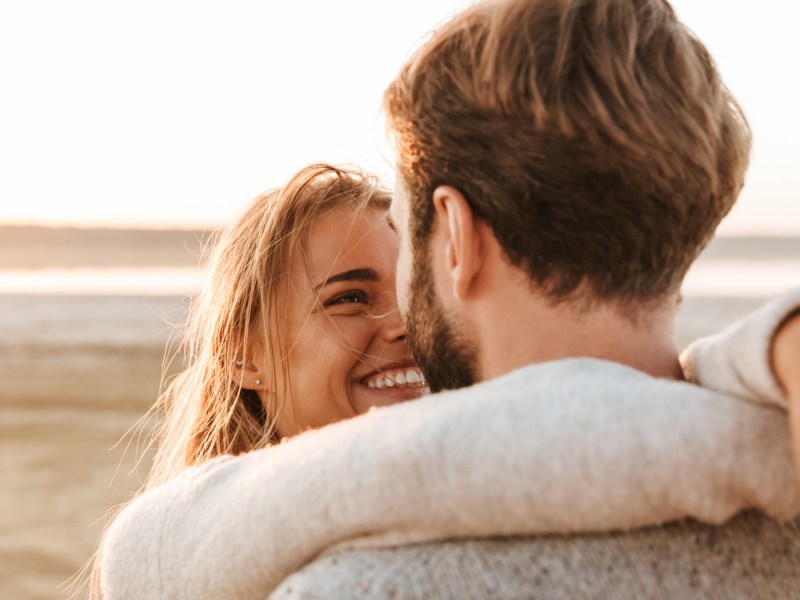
[99,0,800,598]
[271,0,800,596]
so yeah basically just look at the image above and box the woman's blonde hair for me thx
[148,163,391,488]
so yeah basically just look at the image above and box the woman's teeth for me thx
[365,368,427,389]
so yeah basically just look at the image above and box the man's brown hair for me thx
[384,0,751,302]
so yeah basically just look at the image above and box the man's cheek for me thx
[396,248,412,318]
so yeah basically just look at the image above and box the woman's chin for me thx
[351,382,428,413]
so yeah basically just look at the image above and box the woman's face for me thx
[259,205,427,438]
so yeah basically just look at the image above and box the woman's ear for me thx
[231,355,267,391]
[432,185,483,300]
[230,336,269,391]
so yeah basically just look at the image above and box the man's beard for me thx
[404,241,479,393]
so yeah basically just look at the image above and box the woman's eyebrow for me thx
[313,268,380,293]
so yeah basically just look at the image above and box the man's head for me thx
[385,0,751,391]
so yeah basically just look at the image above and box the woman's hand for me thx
[772,311,800,482]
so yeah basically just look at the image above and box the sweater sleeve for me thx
[681,288,800,409]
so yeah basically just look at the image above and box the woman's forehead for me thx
[295,207,397,288]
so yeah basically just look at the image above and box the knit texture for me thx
[272,511,800,600]
[682,289,800,409]
[99,291,800,600]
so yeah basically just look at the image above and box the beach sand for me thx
[1,295,183,600]
[0,291,778,599]
[1,351,161,600]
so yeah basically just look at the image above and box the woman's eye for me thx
[326,290,369,307]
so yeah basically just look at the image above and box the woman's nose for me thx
[380,308,407,343]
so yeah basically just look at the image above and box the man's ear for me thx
[432,185,482,300]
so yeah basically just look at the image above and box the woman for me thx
[147,163,425,488]
[95,163,800,599]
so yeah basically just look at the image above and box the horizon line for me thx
[0,222,217,232]
[1,223,799,240]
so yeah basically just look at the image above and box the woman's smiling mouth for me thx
[361,366,427,389]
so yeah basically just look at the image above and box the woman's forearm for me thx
[681,289,800,410]
[771,308,800,482]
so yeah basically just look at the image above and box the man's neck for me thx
[473,288,683,383]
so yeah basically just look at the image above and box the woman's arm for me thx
[678,291,800,527]
[681,289,800,410]
[682,289,800,481]
[772,309,800,481]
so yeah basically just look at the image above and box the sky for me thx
[0,0,798,235]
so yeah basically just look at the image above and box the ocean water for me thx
[683,260,800,297]
[0,267,204,296]
[0,241,797,351]
[0,254,797,350]
[0,230,797,298]
[0,258,797,297]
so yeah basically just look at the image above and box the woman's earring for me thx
[255,379,262,386]
[235,358,244,367]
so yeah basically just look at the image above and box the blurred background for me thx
[1,1,798,598]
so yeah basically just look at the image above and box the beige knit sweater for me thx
[271,511,800,599]
[99,291,800,600]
